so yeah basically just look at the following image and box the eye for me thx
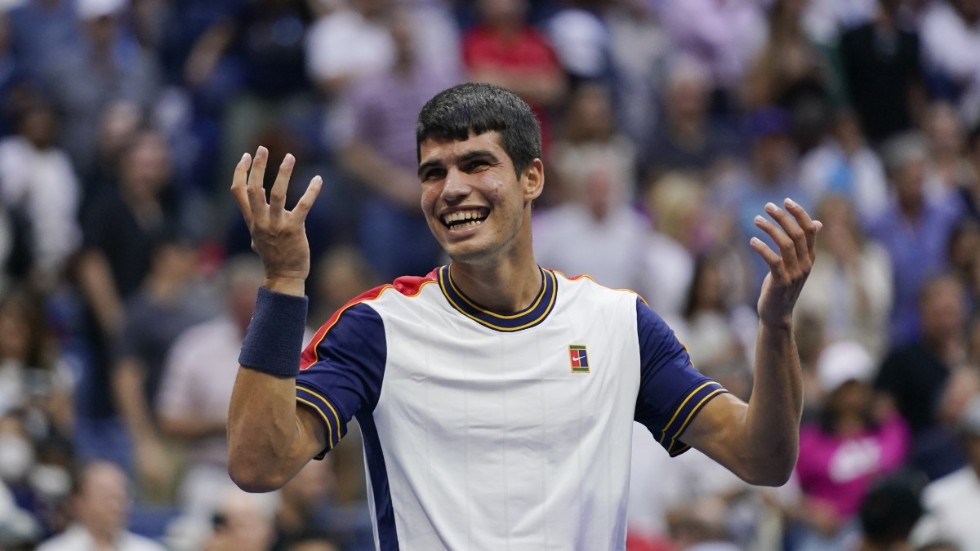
[421,168,446,182]
[464,160,490,172]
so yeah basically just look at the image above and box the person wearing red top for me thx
[462,0,566,148]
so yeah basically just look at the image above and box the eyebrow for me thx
[418,149,499,179]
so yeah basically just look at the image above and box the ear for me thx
[522,158,545,202]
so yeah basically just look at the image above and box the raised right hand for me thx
[230,147,322,291]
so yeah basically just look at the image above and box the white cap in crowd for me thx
[816,340,875,393]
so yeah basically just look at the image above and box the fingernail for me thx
[785,197,797,207]
[754,215,766,224]
[765,202,778,212]
[240,153,249,162]
[750,237,762,246]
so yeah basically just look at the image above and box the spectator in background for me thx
[110,234,217,502]
[801,0,877,46]
[0,287,73,442]
[853,472,925,551]
[332,9,458,279]
[546,82,636,205]
[605,0,671,148]
[962,123,980,218]
[946,217,980,315]
[305,0,395,118]
[673,253,754,395]
[912,395,980,548]
[641,55,742,186]
[0,8,33,139]
[37,460,167,551]
[722,106,809,288]
[202,490,277,551]
[153,0,245,196]
[789,340,909,551]
[797,110,889,222]
[868,132,963,345]
[462,0,566,147]
[838,0,925,146]
[875,274,970,481]
[795,195,892,358]
[544,0,612,86]
[533,130,693,320]
[0,99,81,291]
[156,256,267,535]
[73,129,189,469]
[923,101,974,201]
[307,245,378,328]
[655,0,766,115]
[743,0,837,120]
[920,0,980,127]
[7,0,80,85]
[217,0,317,184]
[41,0,161,175]
[271,460,366,551]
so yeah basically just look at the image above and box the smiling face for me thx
[418,131,543,267]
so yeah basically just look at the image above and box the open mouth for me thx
[442,209,489,231]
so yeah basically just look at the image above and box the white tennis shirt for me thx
[296,266,727,550]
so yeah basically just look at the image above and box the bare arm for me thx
[226,148,327,492]
[338,140,421,209]
[75,250,124,336]
[682,198,820,486]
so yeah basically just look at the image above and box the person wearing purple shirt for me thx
[866,133,963,346]
[332,10,459,280]
[792,341,910,551]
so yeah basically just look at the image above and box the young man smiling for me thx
[226,83,821,550]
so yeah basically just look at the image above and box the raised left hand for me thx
[750,198,822,328]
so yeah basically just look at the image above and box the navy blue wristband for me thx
[238,287,309,378]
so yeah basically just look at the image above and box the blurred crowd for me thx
[0,0,978,549]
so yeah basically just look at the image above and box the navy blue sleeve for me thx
[296,302,386,457]
[633,298,729,456]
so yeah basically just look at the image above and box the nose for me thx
[441,167,470,203]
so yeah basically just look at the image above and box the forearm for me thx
[76,251,124,335]
[111,360,159,440]
[227,368,322,492]
[227,278,323,491]
[743,321,803,481]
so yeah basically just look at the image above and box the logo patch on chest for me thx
[569,344,590,373]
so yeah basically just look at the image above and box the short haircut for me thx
[416,83,542,176]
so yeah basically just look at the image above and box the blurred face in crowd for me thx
[208,493,276,551]
[478,0,526,27]
[666,72,709,125]
[893,154,927,210]
[752,133,794,184]
[0,301,31,362]
[120,131,172,201]
[566,83,615,141]
[920,276,966,344]
[926,102,964,156]
[955,0,980,23]
[20,105,58,150]
[75,462,130,542]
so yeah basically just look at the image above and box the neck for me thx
[448,254,542,314]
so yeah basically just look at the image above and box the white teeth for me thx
[450,219,483,230]
[443,210,486,225]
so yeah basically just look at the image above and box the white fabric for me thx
[367,277,643,550]
[533,205,692,319]
[38,525,166,551]
[911,466,980,551]
[0,136,81,278]
[305,9,394,83]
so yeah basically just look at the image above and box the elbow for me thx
[738,450,798,487]
[741,466,793,487]
[227,455,290,493]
